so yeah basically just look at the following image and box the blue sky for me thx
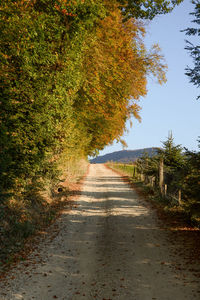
[99,0,199,156]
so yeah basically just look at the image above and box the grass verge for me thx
[106,162,200,229]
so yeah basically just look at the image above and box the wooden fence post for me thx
[141,173,144,182]
[178,189,181,205]
[133,167,137,178]
[159,158,164,195]
[164,184,167,197]
[151,177,155,187]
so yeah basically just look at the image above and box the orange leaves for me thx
[54,3,77,17]
[73,6,149,152]
[68,1,167,154]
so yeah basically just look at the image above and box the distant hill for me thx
[90,147,158,164]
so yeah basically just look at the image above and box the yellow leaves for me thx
[70,1,167,153]
[75,7,147,149]
[145,43,167,85]
[1,53,10,60]
[119,138,128,149]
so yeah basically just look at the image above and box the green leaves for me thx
[117,0,183,20]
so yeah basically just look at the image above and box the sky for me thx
[98,0,200,156]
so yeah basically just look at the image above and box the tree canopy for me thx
[0,0,173,196]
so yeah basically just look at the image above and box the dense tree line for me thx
[0,0,182,198]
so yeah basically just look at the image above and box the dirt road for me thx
[1,164,200,300]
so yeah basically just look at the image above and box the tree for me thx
[116,0,183,20]
[0,0,167,198]
[158,132,185,169]
[0,0,105,193]
[157,132,186,192]
[74,3,167,155]
[183,0,200,99]
[183,138,200,205]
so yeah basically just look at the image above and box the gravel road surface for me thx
[0,164,200,300]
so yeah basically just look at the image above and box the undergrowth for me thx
[0,159,88,273]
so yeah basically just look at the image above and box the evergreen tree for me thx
[183,138,200,204]
[158,132,185,169]
[157,132,185,191]
[183,0,200,99]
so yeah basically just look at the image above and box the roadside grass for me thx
[107,162,136,177]
[0,159,88,274]
[106,162,200,229]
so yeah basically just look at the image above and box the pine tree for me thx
[183,0,200,99]
[158,132,185,169]
[183,138,200,204]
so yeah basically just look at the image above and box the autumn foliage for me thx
[0,0,167,197]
